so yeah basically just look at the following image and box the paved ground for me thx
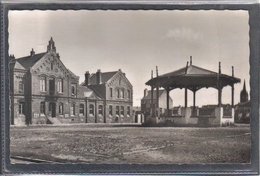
[10,124,251,164]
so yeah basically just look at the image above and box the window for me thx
[59,103,63,115]
[19,101,25,115]
[116,106,119,116]
[127,106,130,116]
[89,104,94,116]
[40,102,45,115]
[121,106,124,116]
[98,105,103,116]
[117,89,120,98]
[127,90,130,99]
[121,89,124,98]
[79,104,84,115]
[57,79,63,93]
[109,105,113,116]
[18,81,24,93]
[109,88,113,98]
[71,85,75,95]
[70,103,75,116]
[50,62,53,70]
[40,77,46,92]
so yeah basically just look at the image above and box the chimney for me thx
[232,66,234,77]
[30,48,35,56]
[156,66,158,77]
[85,71,90,86]
[190,56,192,65]
[144,88,148,97]
[96,69,102,84]
[9,54,15,60]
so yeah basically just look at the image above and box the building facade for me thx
[9,38,133,125]
[141,88,173,116]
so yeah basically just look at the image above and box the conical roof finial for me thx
[243,79,246,91]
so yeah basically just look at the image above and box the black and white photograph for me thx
[2,2,259,174]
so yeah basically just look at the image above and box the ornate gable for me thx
[107,71,132,88]
[30,38,76,78]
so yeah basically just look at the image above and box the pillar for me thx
[151,86,154,116]
[218,87,222,107]
[166,88,170,116]
[156,85,159,116]
[193,91,196,109]
[185,88,188,108]
[231,84,234,107]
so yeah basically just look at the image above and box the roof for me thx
[15,52,46,69]
[67,69,79,79]
[89,71,118,85]
[78,86,102,99]
[146,64,240,89]
[160,65,216,77]
[142,89,165,100]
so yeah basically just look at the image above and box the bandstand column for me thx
[151,86,154,116]
[166,87,170,116]
[156,85,159,116]
[193,90,196,109]
[231,84,234,107]
[185,88,188,108]
[156,66,159,117]
[218,87,222,106]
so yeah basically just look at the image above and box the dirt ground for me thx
[10,124,251,164]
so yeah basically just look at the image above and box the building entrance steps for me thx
[47,116,62,124]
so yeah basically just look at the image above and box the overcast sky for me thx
[8,10,249,107]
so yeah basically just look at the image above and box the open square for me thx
[10,124,251,164]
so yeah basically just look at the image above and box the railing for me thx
[198,107,215,117]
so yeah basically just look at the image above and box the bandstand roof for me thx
[146,64,240,90]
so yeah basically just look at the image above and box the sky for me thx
[8,10,250,107]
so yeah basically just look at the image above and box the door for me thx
[49,102,56,117]
[49,79,55,95]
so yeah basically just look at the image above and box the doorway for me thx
[49,102,56,117]
[49,78,55,95]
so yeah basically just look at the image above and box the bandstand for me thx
[145,57,241,126]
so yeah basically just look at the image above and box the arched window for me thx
[121,89,124,98]
[121,106,124,116]
[110,88,113,98]
[71,85,75,95]
[18,81,24,93]
[79,104,84,115]
[70,103,75,116]
[89,104,94,116]
[50,62,53,70]
[40,102,45,115]
[109,105,113,116]
[127,106,130,116]
[19,101,25,115]
[59,103,63,115]
[40,77,46,92]
[117,89,120,98]
[98,105,103,116]
[127,90,130,99]
[116,106,119,116]
[57,79,63,93]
